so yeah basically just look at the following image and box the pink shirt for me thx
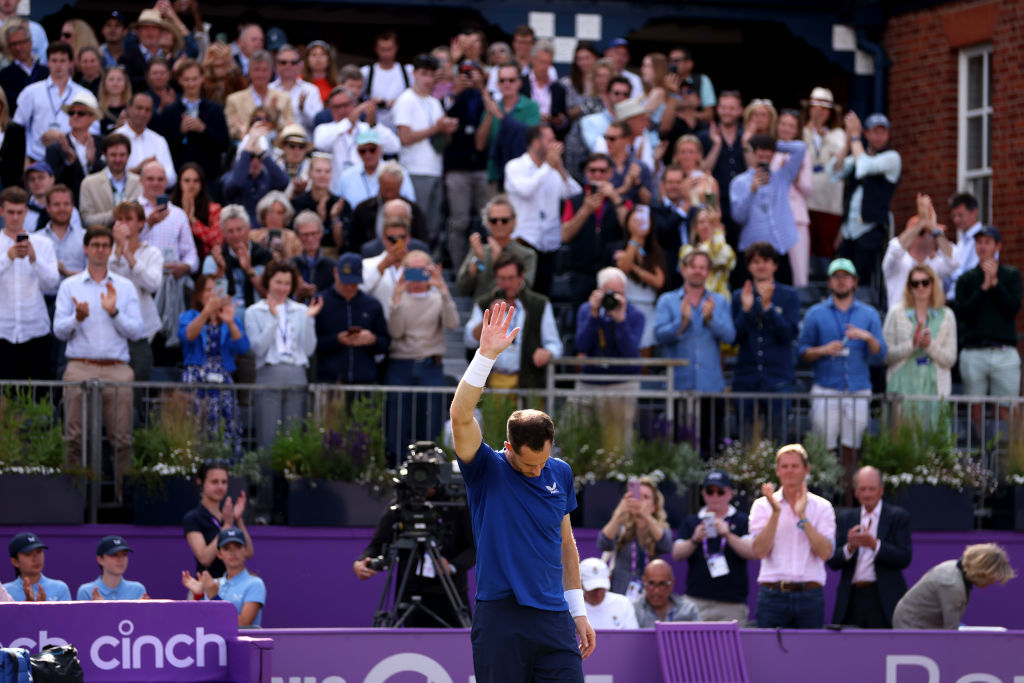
[749,488,836,585]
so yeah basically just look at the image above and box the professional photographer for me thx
[353,444,475,628]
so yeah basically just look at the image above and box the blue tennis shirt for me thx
[76,576,147,601]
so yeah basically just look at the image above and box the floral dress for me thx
[182,322,242,457]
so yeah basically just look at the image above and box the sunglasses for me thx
[603,135,620,142]
[644,580,672,589]
[909,279,932,289]
[586,166,610,174]
[251,117,270,123]
[498,77,519,84]
[488,216,512,225]
[357,146,379,155]
[704,487,728,496]
[67,110,93,117]
[277,59,300,66]
[610,90,630,98]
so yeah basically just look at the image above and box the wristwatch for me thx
[108,308,119,319]
[931,228,944,239]
[796,517,809,530]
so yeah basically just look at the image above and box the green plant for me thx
[553,402,626,488]
[710,431,843,496]
[614,437,704,487]
[0,388,65,473]
[999,416,1024,485]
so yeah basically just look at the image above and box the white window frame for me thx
[957,44,993,222]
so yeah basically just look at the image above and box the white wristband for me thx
[463,350,496,388]
[564,588,586,618]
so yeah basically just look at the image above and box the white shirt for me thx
[53,270,144,359]
[334,162,417,207]
[622,70,644,98]
[586,591,639,629]
[270,78,323,133]
[882,237,959,310]
[360,252,403,321]
[313,119,401,189]
[843,501,882,583]
[36,221,86,294]
[463,298,563,373]
[138,198,199,272]
[113,124,178,187]
[359,62,414,131]
[504,152,581,252]
[13,77,97,160]
[108,243,164,339]
[0,231,59,342]
[946,222,983,300]
[392,88,444,177]
[243,298,317,368]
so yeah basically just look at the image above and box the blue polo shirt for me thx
[216,569,266,627]
[460,440,576,611]
[654,288,736,392]
[3,574,71,601]
[797,296,886,391]
[76,577,147,601]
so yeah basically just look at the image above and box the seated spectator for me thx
[182,528,266,627]
[633,559,699,627]
[76,536,147,600]
[179,275,250,457]
[171,163,222,259]
[314,85,399,183]
[160,58,231,186]
[679,208,735,300]
[599,477,671,597]
[456,194,537,300]
[580,557,639,629]
[250,190,302,261]
[598,118,655,206]
[349,162,429,253]
[883,194,957,309]
[893,543,1015,630]
[303,41,339,105]
[610,205,667,352]
[289,155,344,253]
[270,44,323,134]
[575,267,645,453]
[560,152,627,307]
[385,250,459,457]
[672,470,755,622]
[183,461,253,579]
[883,265,957,426]
[201,204,272,309]
[464,253,562,389]
[273,124,313,199]
[224,49,295,141]
[80,133,141,227]
[115,92,177,187]
[44,91,104,202]
[315,253,389,384]
[334,129,416,213]
[4,532,71,602]
[222,127,290,227]
[292,211,336,301]
[244,262,320,450]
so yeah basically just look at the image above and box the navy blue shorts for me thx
[471,597,583,683]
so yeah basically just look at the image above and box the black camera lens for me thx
[602,291,619,311]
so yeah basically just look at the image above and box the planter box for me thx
[989,484,1024,531]
[885,485,975,531]
[131,476,249,525]
[658,481,691,529]
[575,480,624,529]
[0,475,85,524]
[287,479,388,526]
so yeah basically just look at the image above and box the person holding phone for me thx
[598,476,671,598]
[611,205,667,353]
[138,159,198,279]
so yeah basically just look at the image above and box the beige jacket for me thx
[79,171,142,228]
[224,87,296,141]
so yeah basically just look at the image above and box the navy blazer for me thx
[158,99,230,182]
[0,60,48,110]
[44,134,106,203]
[520,72,568,138]
[827,503,912,626]
[731,281,801,390]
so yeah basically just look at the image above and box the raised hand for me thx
[72,296,90,321]
[307,295,324,317]
[232,490,247,521]
[755,279,774,308]
[701,296,714,322]
[92,586,103,601]
[221,496,235,527]
[792,488,808,518]
[181,571,202,594]
[199,570,219,599]
[761,482,781,512]
[478,301,521,360]
[740,280,754,312]
[100,281,118,315]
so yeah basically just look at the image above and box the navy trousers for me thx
[471,597,583,683]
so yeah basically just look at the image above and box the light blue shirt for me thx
[729,140,806,254]
[244,298,318,369]
[654,287,735,391]
[334,163,417,207]
[580,110,613,152]
[797,296,886,392]
[36,221,86,294]
[76,577,147,601]
[53,270,144,359]
[945,222,983,301]
[13,77,98,161]
[3,574,71,601]
[829,149,902,241]
[215,569,266,627]
[463,298,563,374]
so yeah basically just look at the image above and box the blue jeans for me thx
[755,585,825,629]
[471,598,583,683]
[385,358,446,462]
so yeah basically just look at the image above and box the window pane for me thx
[987,53,993,106]
[970,176,990,224]
[985,113,991,167]
[967,116,983,169]
[968,55,984,109]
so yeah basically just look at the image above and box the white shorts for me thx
[811,385,871,449]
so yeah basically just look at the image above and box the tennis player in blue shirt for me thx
[450,300,595,682]
[76,535,148,600]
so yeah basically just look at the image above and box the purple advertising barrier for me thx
[0,600,270,682]
[260,628,1024,683]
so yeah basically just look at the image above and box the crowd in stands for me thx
[0,4,1021,490]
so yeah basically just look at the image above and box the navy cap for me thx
[106,11,127,26]
[977,225,1001,243]
[607,38,629,49]
[336,252,363,284]
[9,532,47,557]
[96,535,133,556]
[25,161,54,178]
[702,469,733,489]
[266,27,288,52]
[217,528,246,548]
[864,113,890,130]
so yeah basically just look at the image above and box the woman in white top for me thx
[774,110,813,286]
[800,87,847,258]
[669,134,719,213]
[244,261,321,450]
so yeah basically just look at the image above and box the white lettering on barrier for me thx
[270,678,344,683]
[956,677,1001,683]
[887,655,939,683]
[363,653,454,683]
[3,631,69,651]
[81,621,227,671]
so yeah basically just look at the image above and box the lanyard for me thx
[46,82,72,122]
[361,171,373,200]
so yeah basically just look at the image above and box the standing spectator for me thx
[15,42,95,162]
[673,470,755,622]
[729,134,806,285]
[160,58,230,185]
[0,19,48,109]
[360,31,414,133]
[464,252,561,390]
[598,118,655,206]
[357,200,429,259]
[76,535,147,601]
[231,23,264,77]
[139,160,199,279]
[35,184,85,301]
[54,226,143,500]
[578,75,631,154]
[244,261,320,450]
[0,186,59,380]
[801,87,846,259]
[360,213,418,319]
[0,1,48,67]
[270,44,322,134]
[603,38,642,97]
[314,85,399,181]
[637,53,669,128]
[632,559,699,627]
[504,124,582,296]
[171,163,223,260]
[883,265,957,425]
[667,47,716,116]
[659,78,709,168]
[611,205,668,353]
[73,47,103,96]
[521,40,568,137]
[945,192,983,301]
[731,242,800,442]
[115,92,178,187]
[43,91,103,202]
[3,533,70,602]
[698,91,745,248]
[560,41,601,122]
[798,258,886,488]
[832,112,901,291]
[456,194,537,300]
[598,476,671,597]
[224,50,295,142]
[21,161,61,233]
[775,109,813,286]
[302,40,338,104]
[80,134,141,227]
[827,466,912,629]
[183,461,253,579]
[250,191,301,260]
[315,252,389,384]
[679,208,736,300]
[201,42,247,107]
[393,54,455,247]
[475,63,540,187]
[385,250,459,456]
[97,64,131,134]
[290,211,335,300]
[98,11,127,69]
[563,57,614,177]
[882,193,957,309]
[119,9,172,91]
[0,88,27,191]
[143,58,178,121]
[201,205,272,309]
[221,126,290,226]
[444,59,489,270]
[580,557,639,629]
[749,444,837,628]
[274,124,314,199]
[178,275,250,456]
[335,128,415,209]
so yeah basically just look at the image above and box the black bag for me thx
[29,645,83,683]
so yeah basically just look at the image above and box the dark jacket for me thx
[221,241,274,308]
[349,197,429,254]
[574,301,644,379]
[221,151,290,227]
[44,134,106,203]
[955,263,1022,348]
[474,285,550,389]
[158,98,230,182]
[651,204,687,291]
[520,73,568,138]
[730,281,800,390]
[827,503,912,626]
[291,251,336,295]
[315,287,390,384]
[0,61,48,110]
[0,122,27,190]
[491,116,529,191]
[562,192,623,275]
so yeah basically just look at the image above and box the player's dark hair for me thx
[507,409,554,453]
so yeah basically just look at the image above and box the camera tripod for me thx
[372,531,472,628]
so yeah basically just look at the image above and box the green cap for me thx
[827,258,857,277]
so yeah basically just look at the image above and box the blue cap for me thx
[702,469,733,489]
[864,113,890,130]
[9,532,47,557]
[977,225,1001,243]
[25,161,54,178]
[266,27,288,52]
[607,38,629,49]
[336,252,363,284]
[217,528,246,548]
[97,535,133,556]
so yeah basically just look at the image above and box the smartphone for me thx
[16,234,28,243]
[214,278,228,298]
[634,204,650,232]
[405,267,429,282]
[347,326,363,335]
[627,478,643,500]
[705,191,718,212]
[757,162,770,174]
[156,193,169,208]
[588,183,600,195]
[269,229,282,241]
[703,514,719,538]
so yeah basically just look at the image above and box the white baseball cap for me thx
[580,557,611,591]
